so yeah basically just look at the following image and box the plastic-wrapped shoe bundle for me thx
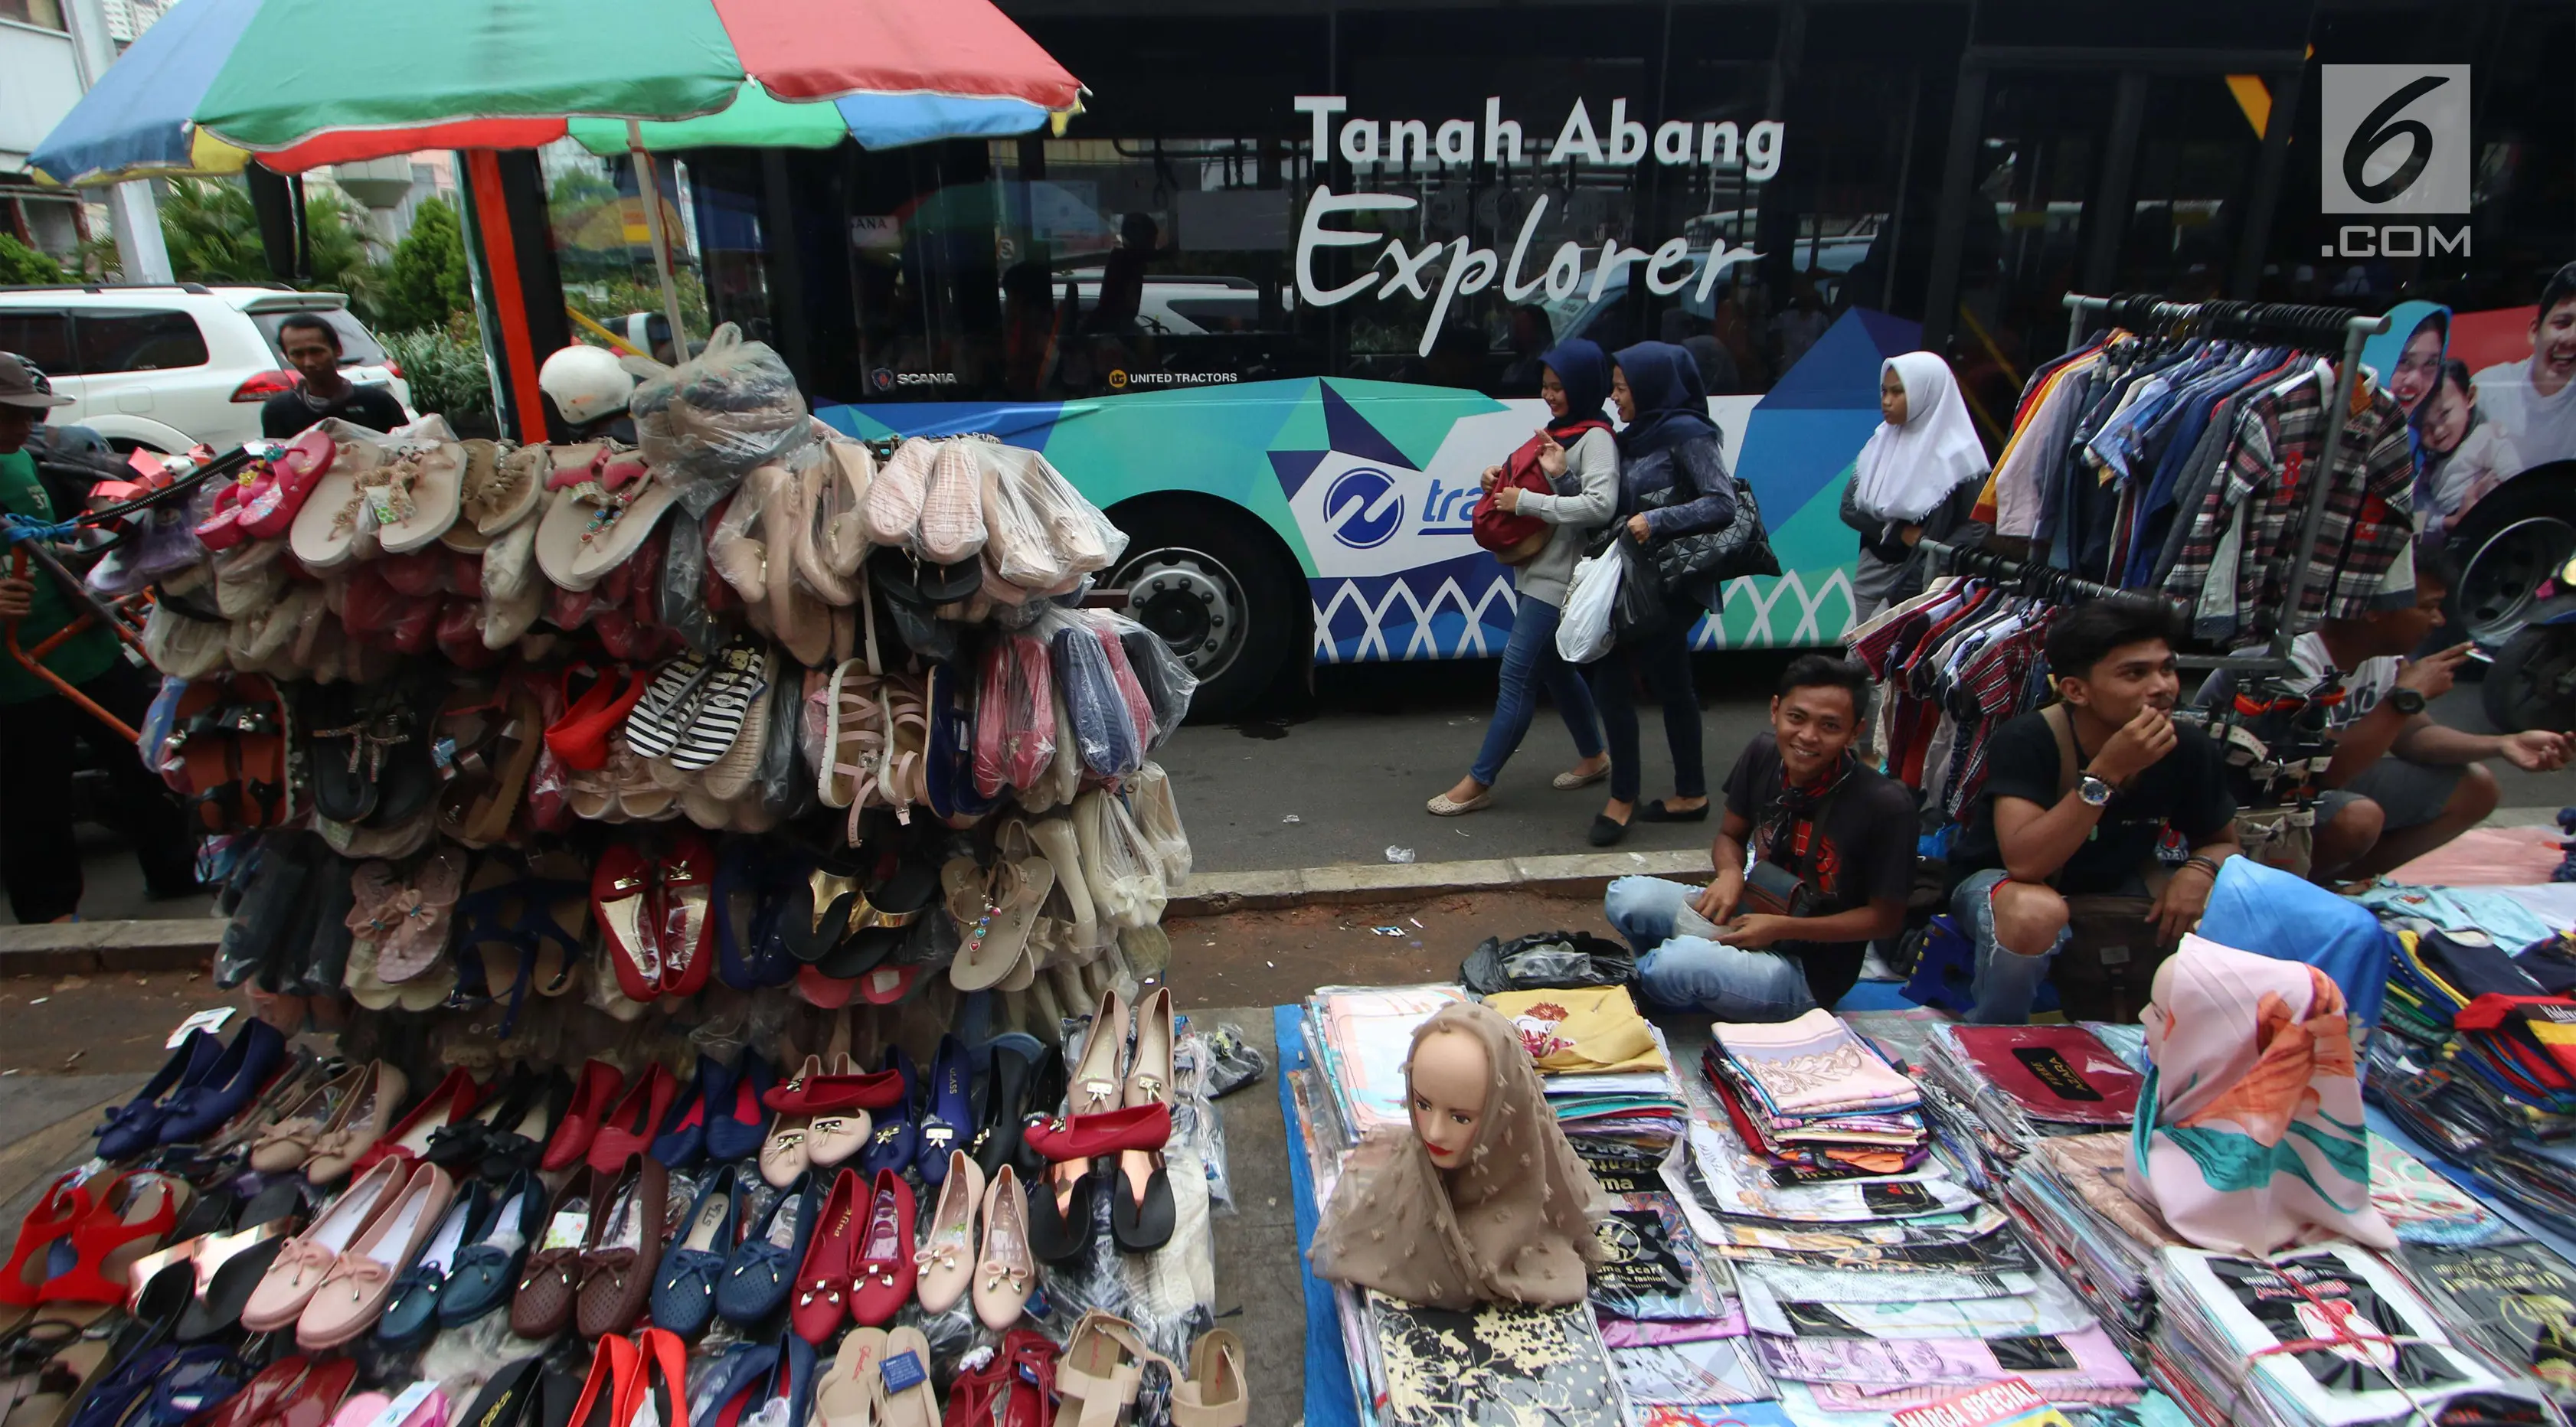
[629,324,814,517]
[976,632,1056,799]
[1045,610,1139,779]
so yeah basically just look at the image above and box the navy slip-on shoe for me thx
[97,1030,221,1161]
[440,1170,544,1327]
[650,1055,730,1170]
[155,1020,286,1148]
[705,1055,774,1165]
[378,1182,490,1347]
[856,1047,919,1177]
[649,1167,741,1337]
[717,1173,812,1325]
[917,1036,972,1184]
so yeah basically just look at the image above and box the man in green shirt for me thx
[0,352,198,923]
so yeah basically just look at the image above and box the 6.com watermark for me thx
[1106,370,1240,390]
[2318,64,2472,260]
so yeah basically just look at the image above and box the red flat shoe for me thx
[270,1357,360,1427]
[357,1069,482,1174]
[630,1327,688,1427]
[543,1060,624,1174]
[848,1169,915,1328]
[593,844,662,1004]
[1022,1104,1171,1164]
[789,1168,863,1345]
[565,1329,641,1427]
[0,1174,91,1314]
[762,1055,904,1115]
[588,1063,676,1176]
[654,832,717,1000]
[194,1355,311,1427]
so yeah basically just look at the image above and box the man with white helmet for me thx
[541,344,639,443]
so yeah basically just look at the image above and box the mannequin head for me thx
[1408,1027,1492,1171]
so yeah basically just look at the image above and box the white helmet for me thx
[539,344,636,426]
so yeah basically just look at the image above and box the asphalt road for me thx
[1160,653,2576,874]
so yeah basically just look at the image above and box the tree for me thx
[379,196,472,331]
[0,234,64,285]
[155,177,384,318]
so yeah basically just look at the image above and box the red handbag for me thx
[1471,435,1554,564]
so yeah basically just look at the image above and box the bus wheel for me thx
[1108,498,1300,723]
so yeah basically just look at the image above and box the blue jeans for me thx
[1586,624,1705,805]
[1469,594,1604,787]
[1605,876,1817,1021]
[1951,867,2071,1024]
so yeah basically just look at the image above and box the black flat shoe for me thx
[1109,1148,1175,1254]
[1635,800,1710,823]
[1588,813,1630,847]
[970,1043,1031,1183]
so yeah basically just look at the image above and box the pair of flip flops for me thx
[299,675,440,831]
[626,638,772,774]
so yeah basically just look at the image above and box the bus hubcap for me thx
[1118,548,1245,681]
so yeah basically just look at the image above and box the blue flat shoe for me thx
[705,1055,774,1164]
[378,1180,489,1347]
[651,1054,730,1170]
[155,1020,286,1148]
[916,1036,972,1184]
[439,1171,544,1327]
[717,1173,812,1326]
[857,1047,918,1177]
[649,1167,742,1337]
[96,1030,222,1161]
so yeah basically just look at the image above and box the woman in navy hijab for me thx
[1428,339,1620,815]
[1579,341,1738,845]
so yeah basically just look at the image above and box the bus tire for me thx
[2483,624,2576,735]
[2448,463,2576,643]
[1107,496,1303,723]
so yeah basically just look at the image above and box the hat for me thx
[0,353,74,410]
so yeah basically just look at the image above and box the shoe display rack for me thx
[4,328,1241,1427]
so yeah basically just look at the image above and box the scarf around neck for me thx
[1612,341,1718,458]
[1851,351,1989,522]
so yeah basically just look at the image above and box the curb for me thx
[0,918,222,976]
[1167,848,1709,918]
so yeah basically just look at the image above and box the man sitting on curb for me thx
[1606,655,1915,1020]
[1947,599,2239,1024]
[2208,542,2570,880]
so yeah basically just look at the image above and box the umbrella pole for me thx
[628,122,691,359]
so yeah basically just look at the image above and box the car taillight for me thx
[384,362,404,378]
[230,370,299,402]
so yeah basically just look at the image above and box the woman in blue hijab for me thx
[1578,341,1740,846]
[1427,339,1620,815]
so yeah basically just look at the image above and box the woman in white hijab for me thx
[1842,351,1990,617]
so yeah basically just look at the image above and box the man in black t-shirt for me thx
[1607,655,1916,1020]
[260,313,409,439]
[1947,599,2239,1024]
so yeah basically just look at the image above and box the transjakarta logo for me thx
[1293,95,1783,360]
[2319,65,2471,259]
[1322,468,1404,549]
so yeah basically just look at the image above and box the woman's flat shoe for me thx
[973,1167,1035,1330]
[1424,790,1490,815]
[1022,1158,1098,1266]
[1551,764,1609,790]
[1634,799,1709,823]
[1174,1329,1247,1427]
[1587,813,1630,847]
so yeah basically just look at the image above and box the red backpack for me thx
[1472,421,1609,565]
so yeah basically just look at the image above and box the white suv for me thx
[0,284,413,452]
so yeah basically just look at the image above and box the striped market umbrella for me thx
[34,0,1082,185]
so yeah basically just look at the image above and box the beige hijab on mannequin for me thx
[1309,1001,1605,1309]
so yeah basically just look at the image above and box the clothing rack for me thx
[2060,292,2390,674]
[1914,537,2166,609]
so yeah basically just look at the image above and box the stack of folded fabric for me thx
[2153,1244,2558,1426]
[1917,1024,2145,1181]
[1301,983,1468,1149]
[1486,986,1686,1148]
[2398,1236,2576,1414]
[1701,1010,1929,1180]
[2370,929,2576,1235]
[2002,1133,2180,1360]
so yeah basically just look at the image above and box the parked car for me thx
[0,283,411,452]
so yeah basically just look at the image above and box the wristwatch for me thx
[2386,687,2427,716]
[2077,773,2115,808]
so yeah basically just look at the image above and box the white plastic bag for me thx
[1129,762,1191,883]
[1557,550,1621,665]
[1075,787,1167,930]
